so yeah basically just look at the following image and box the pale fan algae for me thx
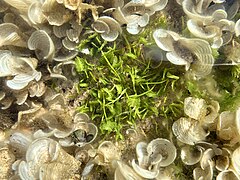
[0,0,240,179]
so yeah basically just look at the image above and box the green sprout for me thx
[231,65,240,79]
[211,48,220,60]
[214,65,240,111]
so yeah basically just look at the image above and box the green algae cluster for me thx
[74,14,184,139]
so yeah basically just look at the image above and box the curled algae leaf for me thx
[153,29,214,77]
[28,30,55,61]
